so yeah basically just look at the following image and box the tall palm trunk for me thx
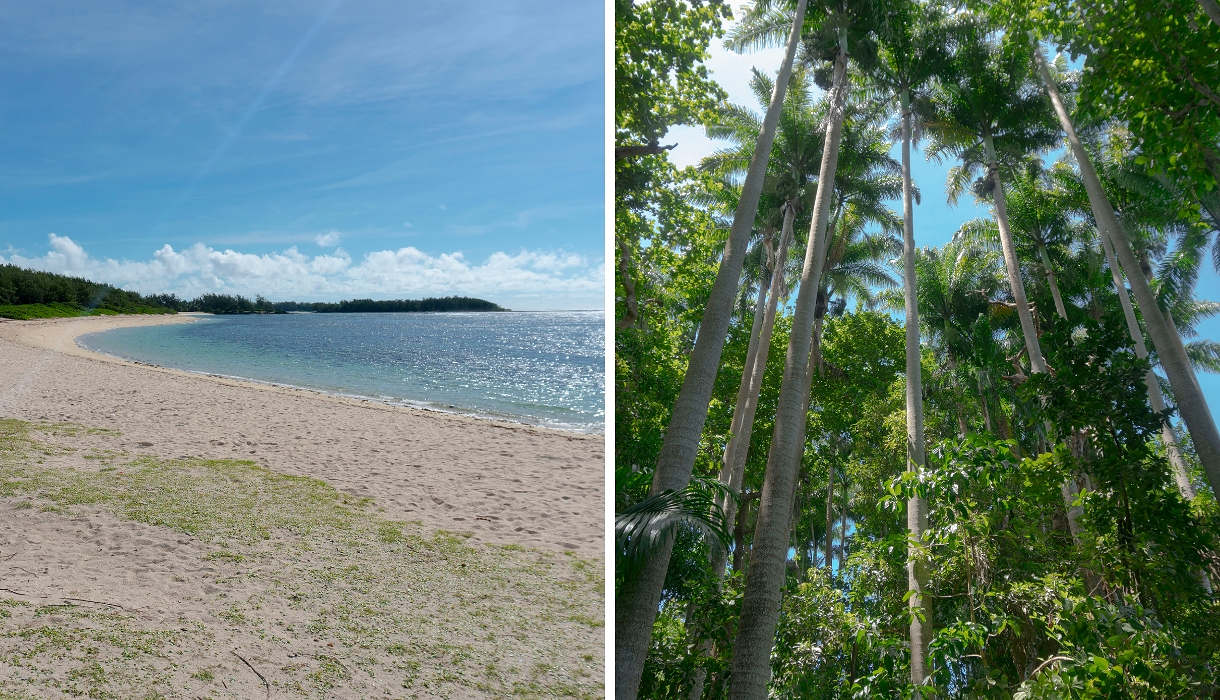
[691,214,795,700]
[978,374,995,432]
[983,132,1047,374]
[1037,243,1068,320]
[985,128,1092,548]
[824,463,836,573]
[1035,246,1093,544]
[839,474,848,570]
[716,263,773,508]
[943,343,969,438]
[1032,47,1220,501]
[1097,233,1195,499]
[614,3,809,695]
[728,41,850,700]
[900,92,932,686]
[714,208,796,578]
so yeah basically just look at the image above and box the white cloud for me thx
[314,231,341,247]
[1,234,603,311]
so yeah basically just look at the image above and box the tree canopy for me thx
[615,0,1220,696]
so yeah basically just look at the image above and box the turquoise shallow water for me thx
[79,311,605,433]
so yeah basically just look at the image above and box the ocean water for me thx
[79,311,605,433]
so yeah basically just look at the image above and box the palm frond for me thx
[1184,340,1220,374]
[615,483,732,568]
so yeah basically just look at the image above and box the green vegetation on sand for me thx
[0,418,603,698]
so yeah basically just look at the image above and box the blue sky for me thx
[666,24,1220,425]
[0,1,603,310]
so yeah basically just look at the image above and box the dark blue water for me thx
[79,312,604,433]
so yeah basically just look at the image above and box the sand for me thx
[0,313,603,556]
[0,313,605,698]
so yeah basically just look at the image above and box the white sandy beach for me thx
[0,313,605,697]
[0,313,603,556]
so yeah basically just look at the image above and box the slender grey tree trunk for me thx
[715,209,796,577]
[728,43,850,700]
[690,217,795,700]
[900,95,932,687]
[985,127,1093,549]
[687,257,772,700]
[824,463,836,574]
[1098,232,1195,498]
[979,374,995,433]
[942,340,969,438]
[984,133,1047,374]
[715,266,772,505]
[1037,243,1068,320]
[614,4,809,695]
[1200,0,1220,28]
[1032,46,1220,501]
[839,474,848,571]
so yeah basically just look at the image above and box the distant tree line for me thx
[0,264,507,318]
[149,293,506,314]
[272,297,506,313]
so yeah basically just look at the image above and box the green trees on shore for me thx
[616,0,1220,695]
[0,265,174,318]
[163,294,506,314]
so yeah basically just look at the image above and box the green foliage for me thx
[616,3,1220,696]
[615,0,730,151]
[616,166,727,474]
[0,265,176,318]
[186,294,503,314]
[1046,0,1218,192]
[616,480,732,574]
[1016,594,1216,698]
[0,264,502,318]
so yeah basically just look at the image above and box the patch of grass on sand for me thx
[0,427,362,545]
[0,598,183,698]
[0,418,603,698]
[0,302,94,320]
[0,303,172,320]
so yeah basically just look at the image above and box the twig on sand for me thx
[0,589,126,612]
[233,649,271,698]
[64,597,128,610]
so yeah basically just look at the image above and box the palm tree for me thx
[871,2,953,679]
[1031,43,1220,504]
[809,203,899,570]
[615,2,809,695]
[923,25,1059,378]
[1004,169,1076,320]
[726,7,895,684]
[683,70,817,700]
[1046,157,1201,498]
[700,68,821,582]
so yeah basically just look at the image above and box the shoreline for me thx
[6,313,603,438]
[0,313,603,557]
